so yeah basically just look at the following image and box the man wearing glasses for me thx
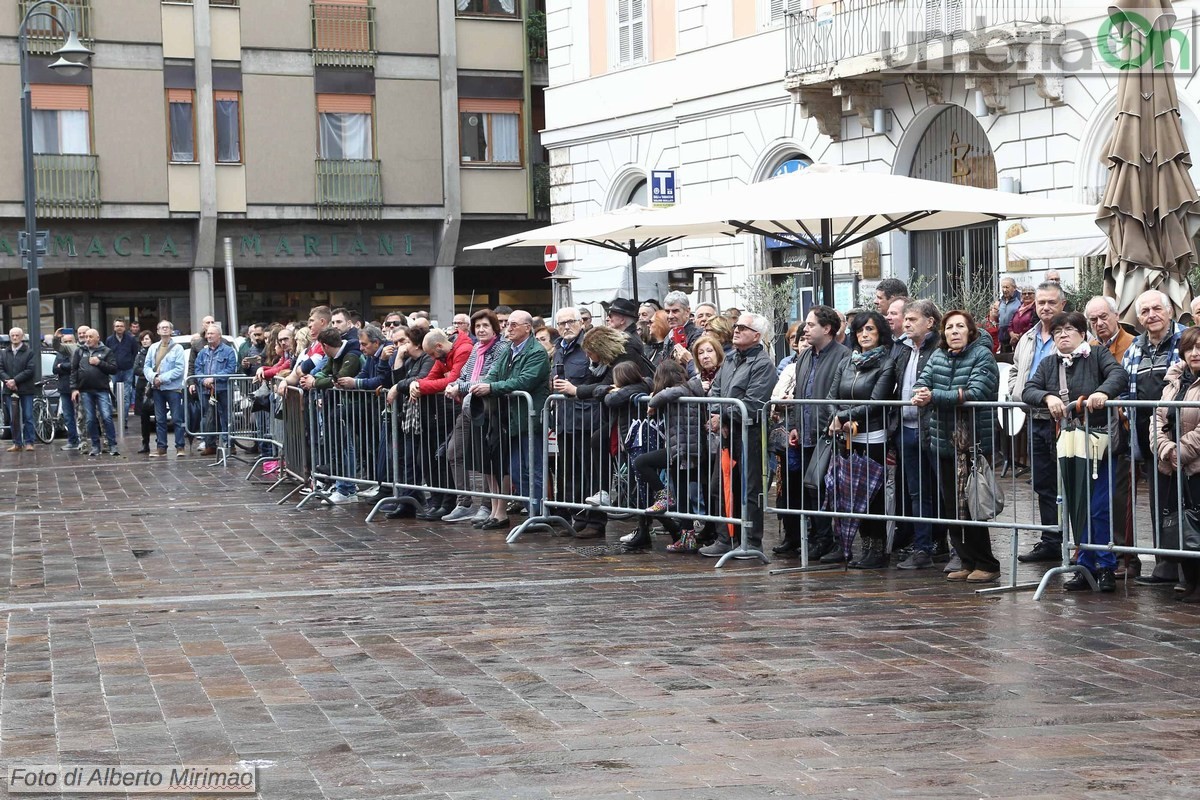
[383,312,406,331]
[601,298,644,357]
[577,308,593,332]
[144,320,188,457]
[700,313,778,558]
[473,310,550,525]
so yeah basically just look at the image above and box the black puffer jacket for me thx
[648,382,705,465]
[827,349,897,437]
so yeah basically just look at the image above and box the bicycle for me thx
[32,381,59,444]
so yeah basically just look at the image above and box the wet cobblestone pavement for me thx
[2,444,1199,799]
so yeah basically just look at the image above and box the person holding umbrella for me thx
[912,310,1001,583]
[824,310,897,569]
[1022,311,1128,593]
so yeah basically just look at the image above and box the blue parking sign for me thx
[651,170,675,207]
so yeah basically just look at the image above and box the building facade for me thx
[0,0,551,336]
[542,0,1200,311]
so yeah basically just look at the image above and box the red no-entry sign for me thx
[544,244,559,274]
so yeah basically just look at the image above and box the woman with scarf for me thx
[913,310,1000,583]
[1008,287,1036,348]
[1154,326,1200,602]
[825,310,897,568]
[688,335,725,545]
[446,310,507,526]
[1023,311,1127,592]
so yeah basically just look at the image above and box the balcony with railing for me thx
[316,158,382,220]
[18,0,93,57]
[783,0,1061,139]
[311,2,376,69]
[35,153,100,219]
[786,0,1061,80]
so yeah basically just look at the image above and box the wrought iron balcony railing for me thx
[785,0,1061,79]
[316,158,382,221]
[18,0,93,57]
[34,153,100,219]
[311,2,376,69]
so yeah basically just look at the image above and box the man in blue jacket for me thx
[191,324,238,456]
[106,319,139,415]
[144,320,188,457]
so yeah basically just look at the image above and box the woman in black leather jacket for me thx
[826,310,897,569]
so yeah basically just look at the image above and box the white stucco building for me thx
[542,0,1200,314]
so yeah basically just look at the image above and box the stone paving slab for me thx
[0,444,1199,798]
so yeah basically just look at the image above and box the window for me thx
[167,89,195,162]
[459,100,521,165]
[766,0,805,25]
[614,0,647,66]
[456,0,518,17]
[30,85,91,154]
[317,94,373,160]
[215,91,241,163]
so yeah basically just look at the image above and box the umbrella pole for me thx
[820,218,834,306]
[628,241,639,305]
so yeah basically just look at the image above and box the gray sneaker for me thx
[61,442,82,451]
[943,553,963,574]
[897,550,934,570]
[442,505,476,523]
[699,541,733,558]
[471,506,490,523]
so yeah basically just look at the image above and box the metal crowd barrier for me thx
[183,374,262,467]
[764,398,1065,594]
[291,385,540,534]
[273,384,311,504]
[516,393,765,568]
[1028,398,1200,600]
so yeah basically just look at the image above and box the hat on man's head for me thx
[641,298,662,311]
[602,297,640,320]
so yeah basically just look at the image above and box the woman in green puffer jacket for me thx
[912,310,1000,584]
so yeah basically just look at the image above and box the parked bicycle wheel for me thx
[34,397,55,444]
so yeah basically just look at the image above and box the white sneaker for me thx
[61,442,82,451]
[585,490,611,506]
[442,505,476,523]
[358,485,381,500]
[325,491,354,505]
[472,506,490,523]
[619,531,637,544]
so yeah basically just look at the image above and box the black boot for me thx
[809,535,835,561]
[137,440,151,454]
[854,539,889,569]
[622,518,652,553]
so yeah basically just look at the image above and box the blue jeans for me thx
[60,391,79,445]
[509,431,543,514]
[7,394,34,445]
[153,389,185,449]
[900,425,935,553]
[82,391,116,450]
[1071,456,1117,572]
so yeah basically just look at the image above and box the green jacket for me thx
[312,347,363,390]
[914,334,998,458]
[482,337,550,432]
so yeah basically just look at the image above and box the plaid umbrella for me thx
[824,441,886,557]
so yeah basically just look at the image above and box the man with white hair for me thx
[694,303,718,330]
[1086,295,1138,578]
[662,290,703,356]
[700,312,778,558]
[1123,289,1187,587]
[1,327,38,451]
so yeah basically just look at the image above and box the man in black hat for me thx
[602,298,645,357]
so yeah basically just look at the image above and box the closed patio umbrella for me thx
[1096,0,1200,323]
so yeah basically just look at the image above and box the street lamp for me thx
[18,0,92,378]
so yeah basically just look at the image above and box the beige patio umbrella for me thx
[1096,0,1200,323]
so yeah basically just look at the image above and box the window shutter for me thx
[629,0,645,62]
[616,0,631,65]
[167,88,193,104]
[30,84,90,111]
[317,93,373,114]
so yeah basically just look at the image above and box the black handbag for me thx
[1159,480,1200,552]
[802,435,834,492]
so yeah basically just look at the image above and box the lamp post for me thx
[17,0,92,378]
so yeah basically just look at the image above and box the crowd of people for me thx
[4,278,1200,600]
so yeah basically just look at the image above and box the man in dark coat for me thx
[1,327,38,450]
[700,312,778,558]
[601,298,645,357]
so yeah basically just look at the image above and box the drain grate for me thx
[569,544,633,557]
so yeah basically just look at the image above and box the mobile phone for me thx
[555,364,565,379]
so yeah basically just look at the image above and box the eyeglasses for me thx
[580,316,591,322]
[733,324,757,333]
[454,321,470,327]
[559,319,580,326]
[384,321,401,327]
[1053,326,1081,336]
